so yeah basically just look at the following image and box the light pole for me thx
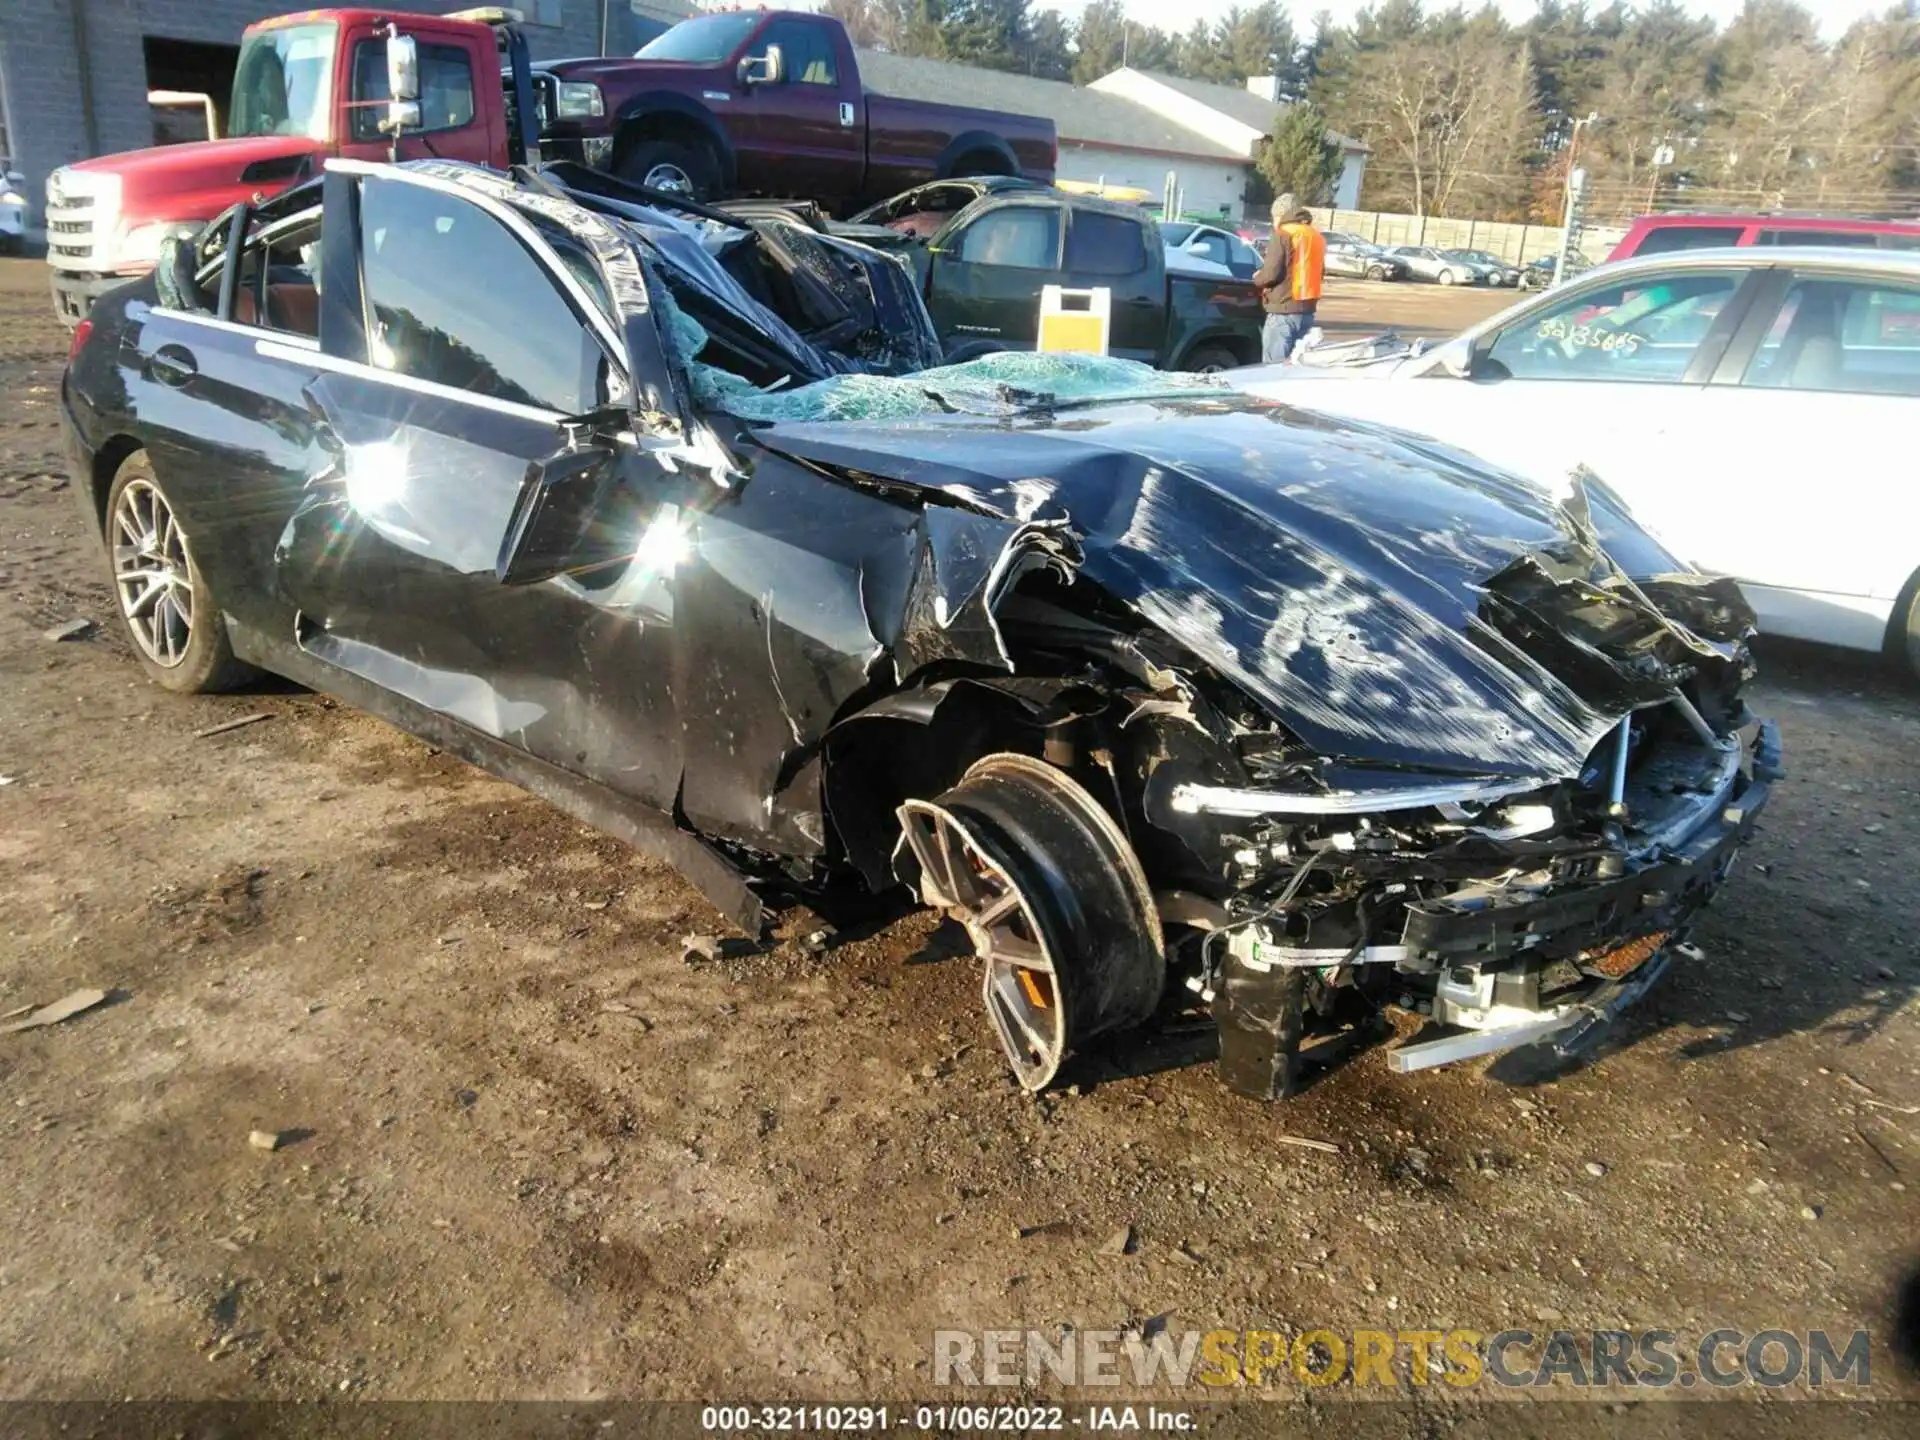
[1550,113,1598,291]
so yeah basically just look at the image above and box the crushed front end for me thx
[1114,536,1780,1097]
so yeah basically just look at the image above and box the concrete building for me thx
[1088,68,1370,212]
[0,0,691,228]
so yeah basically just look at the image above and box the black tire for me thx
[1181,344,1241,374]
[1438,268,1458,286]
[1883,568,1920,680]
[102,451,256,695]
[616,138,719,201]
[1367,265,1388,280]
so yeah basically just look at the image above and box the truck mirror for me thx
[739,44,784,86]
[387,35,421,104]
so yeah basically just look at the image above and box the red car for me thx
[1610,212,1920,261]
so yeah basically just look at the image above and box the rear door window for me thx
[356,176,608,414]
[1481,271,1743,383]
[1741,276,1920,396]
[1631,224,1745,255]
[1755,228,1881,248]
[955,205,1061,270]
[1066,212,1148,275]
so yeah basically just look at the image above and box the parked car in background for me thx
[1384,245,1484,285]
[1610,212,1920,261]
[1324,238,1408,281]
[1519,251,1593,290]
[851,182,1265,370]
[1442,248,1522,286]
[58,159,1777,1097]
[1159,221,1261,280]
[1232,247,1920,671]
[543,9,1055,203]
[0,169,27,254]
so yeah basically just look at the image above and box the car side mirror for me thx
[739,44,784,86]
[383,34,421,134]
[495,441,623,586]
[1432,336,1475,379]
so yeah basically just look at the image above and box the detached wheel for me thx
[897,754,1164,1090]
[617,139,717,200]
[1181,344,1239,374]
[104,451,255,694]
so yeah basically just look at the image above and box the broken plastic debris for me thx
[0,988,110,1034]
[43,618,96,643]
[681,933,723,963]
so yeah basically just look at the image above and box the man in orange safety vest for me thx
[1251,193,1326,362]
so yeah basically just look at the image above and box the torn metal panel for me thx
[755,396,1737,781]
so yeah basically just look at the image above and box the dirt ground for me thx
[1,256,1915,1419]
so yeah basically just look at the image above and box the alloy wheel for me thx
[899,799,1066,1088]
[110,477,194,667]
[897,754,1164,1091]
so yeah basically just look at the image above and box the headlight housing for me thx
[555,81,605,119]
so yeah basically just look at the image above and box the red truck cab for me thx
[544,10,1055,208]
[46,7,527,323]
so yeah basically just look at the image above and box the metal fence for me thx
[1306,207,1628,265]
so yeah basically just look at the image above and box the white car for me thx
[1385,245,1485,285]
[0,169,27,255]
[1232,247,1920,670]
[1160,221,1260,280]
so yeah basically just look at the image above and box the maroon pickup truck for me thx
[542,9,1056,207]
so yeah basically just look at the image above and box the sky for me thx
[1032,0,1889,42]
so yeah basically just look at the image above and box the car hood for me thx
[68,134,317,202]
[753,396,1748,782]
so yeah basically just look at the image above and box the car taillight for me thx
[68,318,93,364]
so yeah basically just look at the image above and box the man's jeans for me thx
[1262,309,1315,363]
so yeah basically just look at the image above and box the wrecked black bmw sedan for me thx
[60,159,1779,1100]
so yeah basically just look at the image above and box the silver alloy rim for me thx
[642,162,694,194]
[898,799,1066,1089]
[111,477,194,667]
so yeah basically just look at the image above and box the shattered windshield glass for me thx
[691,348,1227,423]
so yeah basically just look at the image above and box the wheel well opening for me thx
[949,150,1012,179]
[614,113,721,178]
[91,436,143,533]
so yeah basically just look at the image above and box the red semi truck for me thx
[45,7,1056,324]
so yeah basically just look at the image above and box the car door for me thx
[271,165,696,812]
[1678,268,1920,643]
[729,17,862,201]
[117,200,333,649]
[335,28,496,166]
[924,200,1062,353]
[1276,267,1759,565]
[1064,208,1160,363]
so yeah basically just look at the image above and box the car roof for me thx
[1579,244,1920,281]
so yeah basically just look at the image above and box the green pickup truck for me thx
[832,179,1266,371]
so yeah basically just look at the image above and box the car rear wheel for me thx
[104,451,256,695]
[897,754,1164,1091]
[1181,344,1240,374]
[1884,569,1920,681]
